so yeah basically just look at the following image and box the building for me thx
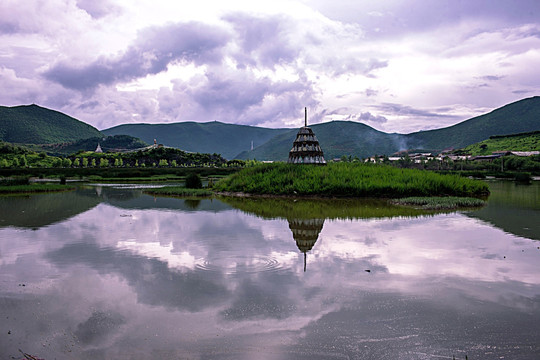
[95,143,103,153]
[288,108,326,164]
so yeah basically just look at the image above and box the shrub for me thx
[185,173,202,189]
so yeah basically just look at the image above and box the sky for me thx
[1,0,539,133]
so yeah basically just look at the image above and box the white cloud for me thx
[0,0,539,132]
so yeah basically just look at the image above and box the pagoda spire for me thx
[304,107,307,127]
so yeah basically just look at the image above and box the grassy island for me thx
[214,162,490,198]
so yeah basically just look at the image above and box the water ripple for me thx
[195,255,282,275]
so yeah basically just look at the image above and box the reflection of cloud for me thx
[2,191,540,358]
[75,311,125,345]
[220,280,296,321]
[47,242,231,312]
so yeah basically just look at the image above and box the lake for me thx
[1,181,539,359]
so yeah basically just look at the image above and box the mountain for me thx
[103,121,290,159]
[406,96,540,150]
[236,121,405,161]
[239,96,540,160]
[0,104,102,144]
[4,96,539,160]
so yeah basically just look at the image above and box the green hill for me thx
[0,104,102,144]
[406,96,540,150]
[103,121,290,159]
[459,131,540,156]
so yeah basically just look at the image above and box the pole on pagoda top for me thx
[304,107,307,127]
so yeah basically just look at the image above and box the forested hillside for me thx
[0,104,102,144]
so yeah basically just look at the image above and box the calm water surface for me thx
[1,181,539,359]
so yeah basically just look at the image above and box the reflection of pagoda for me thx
[288,108,326,164]
[288,218,325,272]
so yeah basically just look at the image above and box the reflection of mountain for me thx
[288,218,324,272]
[466,182,540,241]
[0,189,100,229]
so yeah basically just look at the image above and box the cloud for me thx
[44,22,231,90]
[224,13,300,69]
[75,0,121,18]
[478,75,505,81]
[376,103,459,119]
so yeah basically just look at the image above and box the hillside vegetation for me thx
[406,96,540,150]
[235,97,540,160]
[460,131,540,156]
[0,104,102,144]
[37,135,148,156]
[103,121,289,159]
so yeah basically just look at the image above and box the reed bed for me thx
[214,162,490,198]
[391,196,486,210]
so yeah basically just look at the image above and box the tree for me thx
[73,158,80,167]
[62,158,72,168]
[82,157,89,167]
[100,158,109,167]
[159,159,168,167]
[20,155,28,167]
[91,158,96,167]
[52,158,62,167]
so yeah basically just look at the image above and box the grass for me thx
[214,162,490,198]
[391,196,486,210]
[0,184,75,194]
[143,186,213,197]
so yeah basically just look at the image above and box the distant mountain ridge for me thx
[0,104,102,144]
[2,97,539,160]
[103,121,290,159]
[104,97,540,160]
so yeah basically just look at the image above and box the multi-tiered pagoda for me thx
[288,108,326,164]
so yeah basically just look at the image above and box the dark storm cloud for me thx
[44,22,231,90]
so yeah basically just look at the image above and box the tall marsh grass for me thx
[214,162,490,198]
